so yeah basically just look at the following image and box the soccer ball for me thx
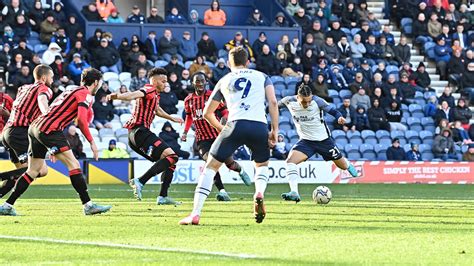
[312,186,332,204]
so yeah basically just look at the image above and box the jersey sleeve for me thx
[184,97,191,115]
[313,96,342,119]
[210,81,224,102]
[278,96,294,109]
[139,86,156,100]
[38,84,53,100]
[264,74,273,87]
[75,89,94,142]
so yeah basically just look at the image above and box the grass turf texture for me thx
[0,184,472,265]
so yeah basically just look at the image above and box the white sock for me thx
[3,202,13,208]
[219,189,226,193]
[254,166,269,195]
[286,163,299,194]
[191,168,216,216]
[84,201,93,208]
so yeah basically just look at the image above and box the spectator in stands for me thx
[130,34,145,51]
[101,32,115,48]
[326,20,345,43]
[337,36,351,64]
[65,125,86,159]
[368,98,390,131]
[293,8,312,33]
[66,15,82,40]
[447,48,464,87]
[129,67,148,91]
[8,53,23,78]
[435,118,449,135]
[165,55,184,79]
[29,1,44,32]
[312,73,332,102]
[276,34,295,63]
[438,86,455,107]
[197,32,217,62]
[351,87,371,111]
[93,38,120,73]
[189,55,211,77]
[252,32,269,60]
[159,29,182,62]
[272,12,288,27]
[13,14,30,40]
[460,62,474,105]
[107,8,124,23]
[169,72,188,100]
[350,34,366,66]
[286,0,301,16]
[360,60,374,83]
[379,36,396,66]
[125,43,141,71]
[67,40,90,63]
[349,72,369,94]
[428,13,442,39]
[82,2,102,22]
[143,31,159,62]
[203,0,226,26]
[225,32,254,61]
[373,63,388,83]
[256,44,277,76]
[331,0,345,18]
[165,6,187,24]
[321,36,340,64]
[357,21,372,44]
[364,35,383,66]
[354,105,370,131]
[179,31,197,62]
[342,59,358,84]
[96,0,116,20]
[308,20,325,47]
[52,2,66,24]
[68,53,90,85]
[398,73,416,102]
[246,8,268,26]
[452,120,472,144]
[112,85,131,115]
[433,128,457,160]
[435,100,455,125]
[87,28,103,53]
[180,69,192,92]
[367,12,381,36]
[357,1,369,21]
[393,36,411,66]
[406,143,422,161]
[381,24,395,46]
[101,139,130,159]
[92,95,114,129]
[11,64,33,89]
[336,97,356,132]
[453,98,472,127]
[187,9,201,25]
[51,28,70,58]
[12,39,33,62]
[272,134,288,160]
[462,143,474,161]
[42,42,61,65]
[50,55,73,86]
[411,62,433,92]
[386,100,407,131]
[160,122,190,159]
[452,23,468,49]
[96,81,112,101]
[159,82,179,115]
[424,95,438,118]
[413,13,431,45]
[210,58,228,83]
[301,48,316,74]
[117,38,131,70]
[311,58,333,82]
[39,12,59,44]
[2,0,25,26]
[2,25,18,47]
[131,53,153,77]
[147,6,164,23]
[370,86,384,102]
[386,138,407,160]
[341,2,359,29]
[127,5,145,24]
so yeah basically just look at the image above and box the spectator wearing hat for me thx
[286,0,301,16]
[393,36,411,66]
[357,20,372,44]
[411,62,433,92]
[144,31,159,61]
[434,36,452,80]
[433,128,457,161]
[197,32,217,62]
[165,7,187,24]
[225,32,255,61]
[101,139,130,159]
[341,2,359,28]
[386,138,407,160]
[2,25,18,47]
[406,143,422,161]
[331,64,349,91]
[343,59,359,84]
[147,6,164,23]
[349,72,369,94]
[188,9,202,25]
[127,5,145,24]
[65,15,82,40]
[313,0,330,29]
[359,59,374,83]
[353,105,370,131]
[65,125,86,159]
[211,58,229,83]
[93,95,114,129]
[252,32,269,60]
[67,40,90,64]
[246,9,268,26]
[87,28,103,53]
[92,38,120,73]
[40,12,59,44]
[204,0,226,26]
[81,2,102,22]
[96,0,116,20]
[107,8,124,23]
[68,53,91,85]
[398,72,416,102]
[272,12,289,27]
[125,42,141,70]
[164,55,184,77]
[331,0,345,18]
[179,31,197,62]
[311,58,332,81]
[462,143,474,161]
[159,29,182,62]
[42,42,61,65]
[350,34,366,66]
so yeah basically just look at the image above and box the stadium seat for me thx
[377,152,387,161]
[419,130,434,142]
[421,152,434,161]
[407,117,422,131]
[328,89,338,98]
[99,128,114,138]
[205,61,214,68]
[34,44,48,53]
[115,128,128,138]
[89,128,99,138]
[350,28,360,37]
[108,80,121,92]
[423,91,437,100]
[361,146,377,160]
[120,114,132,124]
[423,42,436,53]
[421,117,435,126]
[325,115,335,125]
[274,83,287,93]
[271,76,285,85]
[390,130,404,140]
[184,61,193,69]
[376,130,391,141]
[418,144,431,153]
[359,143,374,153]
[344,144,358,153]
[282,89,294,97]
[119,72,132,82]
[347,151,361,160]
[154,60,168,68]
[284,76,300,86]
[385,65,398,74]
[414,99,426,107]
[103,72,119,82]
[118,136,128,145]
[286,130,298,139]
[279,123,293,131]
[339,90,352,99]
[287,83,296,93]
[361,130,376,140]
[346,130,360,139]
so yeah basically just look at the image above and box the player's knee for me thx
[165,154,179,166]
[38,164,48,178]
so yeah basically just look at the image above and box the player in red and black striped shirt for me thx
[0,65,53,200]
[181,73,251,201]
[0,68,111,216]
[108,67,184,204]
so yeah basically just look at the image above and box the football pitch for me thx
[0,184,473,265]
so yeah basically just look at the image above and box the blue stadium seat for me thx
[386,65,398,74]
[423,42,436,53]
[374,143,389,154]
[279,123,293,131]
[414,99,426,107]
[287,83,296,93]
[341,27,351,36]
[332,130,346,140]
[30,31,39,38]
[418,144,431,153]
[359,143,374,153]
[99,128,114,138]
[377,152,387,160]
[423,91,437,100]
[346,130,361,139]
[349,136,363,146]
[421,152,434,161]
[407,117,422,131]
[339,90,352,99]
[155,60,168,68]
[281,110,291,118]
[34,44,48,53]
[347,151,361,160]
[401,104,409,112]
[421,117,435,126]
[274,83,287,93]
[414,91,424,100]
[280,116,290,125]
[328,89,338,98]
[286,130,298,139]
[423,125,435,132]
[335,137,349,147]
[360,143,376,160]
[184,61,193,69]
[401,18,413,28]
[350,28,361,37]
[419,130,434,141]
[284,76,300,86]
[281,89,294,97]
[408,104,423,113]
[115,128,128,138]
[426,48,436,60]
[390,130,404,140]
[376,130,391,141]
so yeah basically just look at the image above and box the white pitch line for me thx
[0,235,261,259]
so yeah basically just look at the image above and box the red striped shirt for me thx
[33,86,93,134]
[124,84,159,129]
[7,82,52,127]
[184,90,225,142]
[0,92,13,133]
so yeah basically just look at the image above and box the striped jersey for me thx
[33,85,93,134]
[211,68,272,124]
[124,84,159,129]
[7,82,52,127]
[184,90,225,142]
[0,92,13,133]
[280,95,333,141]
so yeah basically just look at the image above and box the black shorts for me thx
[210,120,270,163]
[197,139,215,159]
[2,126,29,164]
[128,126,170,162]
[28,126,71,159]
[292,138,342,161]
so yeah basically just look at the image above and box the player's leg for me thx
[333,157,358,177]
[224,156,252,186]
[282,147,311,202]
[316,138,358,177]
[0,127,28,197]
[199,140,230,201]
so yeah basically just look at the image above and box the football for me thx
[313,186,332,204]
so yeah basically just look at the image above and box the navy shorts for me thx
[2,126,29,164]
[292,138,342,161]
[128,126,170,162]
[210,120,270,163]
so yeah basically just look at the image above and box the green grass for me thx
[0,184,473,265]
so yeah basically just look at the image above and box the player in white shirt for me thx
[179,47,279,225]
[279,84,359,202]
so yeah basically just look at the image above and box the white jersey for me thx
[211,68,271,124]
[280,95,339,141]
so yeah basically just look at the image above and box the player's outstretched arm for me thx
[181,112,194,142]
[266,84,279,147]
[107,90,145,101]
[155,105,184,124]
[318,97,346,125]
[76,105,98,160]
